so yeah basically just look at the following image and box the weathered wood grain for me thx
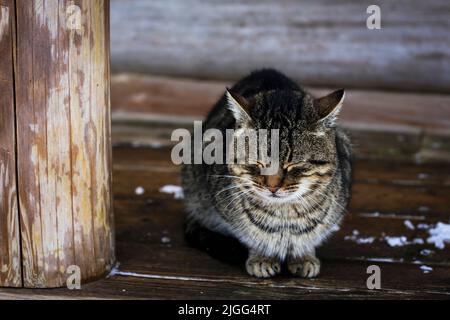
[0,0,21,288]
[111,74,450,135]
[14,0,114,288]
[110,0,450,93]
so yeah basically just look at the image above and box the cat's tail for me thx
[184,218,247,265]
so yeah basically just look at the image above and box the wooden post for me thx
[0,0,22,288]
[0,0,114,288]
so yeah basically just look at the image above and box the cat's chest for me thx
[270,207,300,219]
[250,202,310,220]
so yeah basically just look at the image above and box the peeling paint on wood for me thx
[13,0,114,288]
[0,5,9,41]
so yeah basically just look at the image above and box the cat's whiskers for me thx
[214,185,254,207]
[293,183,347,215]
[210,174,255,184]
[310,189,347,212]
[223,188,255,211]
[214,183,252,198]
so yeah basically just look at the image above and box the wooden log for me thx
[110,0,450,93]
[11,0,114,288]
[0,0,21,288]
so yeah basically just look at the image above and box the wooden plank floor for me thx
[1,144,450,299]
[1,74,450,299]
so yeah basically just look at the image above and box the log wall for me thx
[110,0,450,93]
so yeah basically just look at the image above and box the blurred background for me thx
[111,0,450,92]
[109,0,450,163]
[106,0,450,298]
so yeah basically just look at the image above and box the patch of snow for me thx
[108,264,121,278]
[417,223,430,230]
[161,236,171,244]
[418,206,430,212]
[359,212,380,217]
[107,267,241,284]
[385,236,408,247]
[159,185,184,199]
[134,186,145,195]
[365,257,396,263]
[344,230,375,245]
[420,265,433,274]
[381,235,425,247]
[427,222,450,249]
[356,237,375,244]
[420,249,434,256]
[404,220,415,230]
[417,173,430,180]
[344,235,375,244]
[358,212,423,220]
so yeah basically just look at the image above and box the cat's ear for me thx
[226,88,252,126]
[314,89,345,126]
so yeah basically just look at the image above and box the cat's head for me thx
[226,88,345,204]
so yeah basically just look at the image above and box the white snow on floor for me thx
[161,236,171,244]
[344,235,376,244]
[366,257,395,263]
[427,222,450,249]
[420,249,434,256]
[134,186,145,195]
[385,236,408,247]
[159,185,184,199]
[420,265,433,274]
[404,220,415,230]
[417,223,430,230]
[344,230,376,244]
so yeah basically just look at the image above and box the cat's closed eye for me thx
[286,162,329,177]
[287,166,306,176]
[308,159,330,166]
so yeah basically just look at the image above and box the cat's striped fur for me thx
[181,69,352,278]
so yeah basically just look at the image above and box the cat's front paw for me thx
[288,256,321,278]
[246,254,281,278]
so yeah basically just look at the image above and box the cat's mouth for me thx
[249,182,313,204]
[253,188,297,203]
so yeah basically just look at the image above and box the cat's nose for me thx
[265,175,282,194]
[268,187,279,194]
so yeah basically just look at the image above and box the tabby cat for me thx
[181,69,352,278]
